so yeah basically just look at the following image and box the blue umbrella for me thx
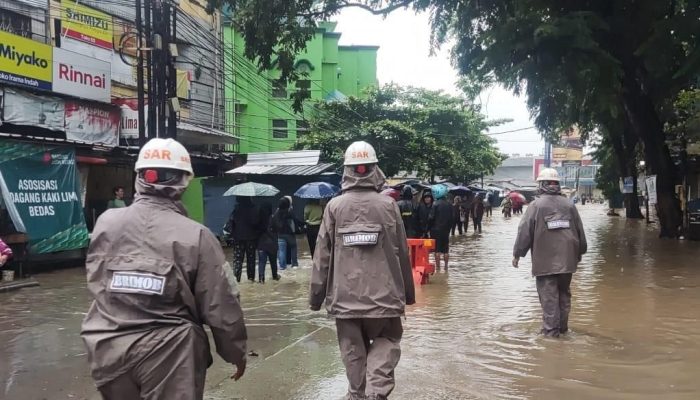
[294,182,340,199]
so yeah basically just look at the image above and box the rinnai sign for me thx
[53,48,110,103]
[0,30,52,90]
[61,0,113,50]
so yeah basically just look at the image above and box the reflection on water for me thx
[1,204,700,399]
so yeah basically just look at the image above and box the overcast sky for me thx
[334,8,545,156]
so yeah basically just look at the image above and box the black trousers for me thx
[306,224,321,257]
[233,240,257,281]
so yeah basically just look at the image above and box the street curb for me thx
[0,279,40,293]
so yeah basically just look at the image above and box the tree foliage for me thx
[211,0,700,236]
[295,84,504,180]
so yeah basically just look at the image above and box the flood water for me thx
[1,204,699,399]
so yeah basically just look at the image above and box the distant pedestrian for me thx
[257,203,280,283]
[430,184,454,270]
[273,197,300,270]
[107,186,127,209]
[397,186,418,238]
[228,196,260,283]
[310,141,415,400]
[451,196,464,236]
[501,196,512,218]
[484,193,493,217]
[416,190,434,238]
[471,194,485,234]
[304,199,323,257]
[513,168,587,337]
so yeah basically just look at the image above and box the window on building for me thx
[271,80,287,98]
[272,119,288,139]
[0,8,32,38]
[297,120,310,135]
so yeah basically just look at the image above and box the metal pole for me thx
[145,0,155,138]
[167,2,177,139]
[135,0,146,146]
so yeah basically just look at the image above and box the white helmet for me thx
[536,167,560,182]
[344,141,378,166]
[135,138,193,175]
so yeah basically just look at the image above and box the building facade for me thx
[0,0,234,260]
[222,19,379,153]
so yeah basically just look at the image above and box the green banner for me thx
[0,142,89,254]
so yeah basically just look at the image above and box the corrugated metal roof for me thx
[246,150,321,166]
[226,163,335,176]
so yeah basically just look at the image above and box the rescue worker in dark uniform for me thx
[397,185,418,238]
[81,138,248,399]
[310,141,415,400]
[513,168,587,337]
[416,190,434,238]
[430,184,454,270]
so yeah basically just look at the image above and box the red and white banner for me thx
[53,48,111,103]
[113,98,147,139]
[64,101,120,147]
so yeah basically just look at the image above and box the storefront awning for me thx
[176,122,238,146]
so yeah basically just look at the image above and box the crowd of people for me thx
[223,195,327,283]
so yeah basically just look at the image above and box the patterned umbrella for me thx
[294,182,340,199]
[223,182,280,197]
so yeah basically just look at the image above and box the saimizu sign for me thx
[53,48,110,103]
[61,0,113,50]
[0,30,52,90]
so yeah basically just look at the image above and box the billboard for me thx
[0,30,52,90]
[64,101,120,147]
[2,88,64,131]
[53,47,111,102]
[0,142,89,254]
[61,0,113,50]
[113,97,148,138]
[552,126,583,165]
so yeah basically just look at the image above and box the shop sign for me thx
[61,0,113,50]
[113,97,147,139]
[53,47,111,103]
[0,30,52,90]
[2,88,64,131]
[64,101,120,147]
[0,142,89,254]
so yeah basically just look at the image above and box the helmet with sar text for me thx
[431,184,448,200]
[344,141,378,166]
[135,138,193,184]
[536,168,560,182]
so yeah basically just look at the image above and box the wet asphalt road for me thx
[1,204,700,399]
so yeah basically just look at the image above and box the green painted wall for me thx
[181,177,204,223]
[222,20,378,153]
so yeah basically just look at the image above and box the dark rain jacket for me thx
[430,198,454,234]
[513,193,587,276]
[416,192,434,238]
[396,187,417,238]
[81,177,247,387]
[230,198,260,241]
[309,166,415,318]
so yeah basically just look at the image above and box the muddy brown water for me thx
[1,204,699,399]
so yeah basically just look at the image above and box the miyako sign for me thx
[53,48,111,103]
[61,0,113,50]
[0,30,52,90]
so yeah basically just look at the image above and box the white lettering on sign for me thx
[343,232,379,246]
[546,220,571,230]
[110,271,166,295]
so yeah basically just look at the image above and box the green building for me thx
[222,20,379,153]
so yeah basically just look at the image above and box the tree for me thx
[211,0,700,237]
[295,84,504,179]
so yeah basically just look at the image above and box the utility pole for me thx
[145,0,155,139]
[135,0,146,146]
[166,1,178,139]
